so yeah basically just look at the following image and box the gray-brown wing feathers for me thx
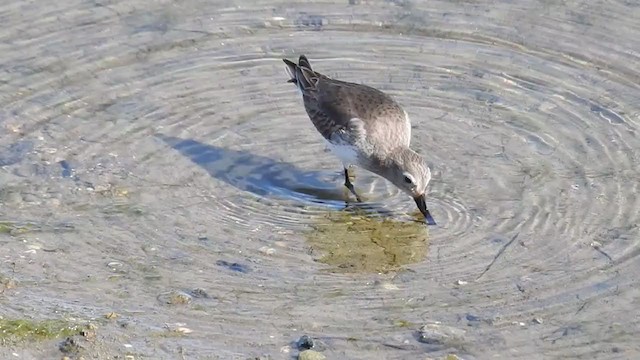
[283,55,409,148]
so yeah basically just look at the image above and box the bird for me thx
[282,55,436,225]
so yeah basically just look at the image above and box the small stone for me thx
[165,322,192,334]
[104,312,119,320]
[455,280,468,286]
[533,318,543,324]
[107,261,123,269]
[22,193,39,203]
[297,335,314,350]
[377,281,399,291]
[298,350,326,360]
[158,290,193,305]
[190,288,209,298]
[81,329,96,341]
[417,322,466,345]
[259,246,276,255]
[216,260,250,273]
[175,327,193,334]
[59,337,81,354]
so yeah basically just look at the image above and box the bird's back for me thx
[284,56,412,153]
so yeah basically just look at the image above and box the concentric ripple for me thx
[0,0,639,359]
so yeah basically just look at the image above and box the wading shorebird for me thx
[283,55,436,225]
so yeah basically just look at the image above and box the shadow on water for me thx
[156,134,376,210]
[157,135,429,273]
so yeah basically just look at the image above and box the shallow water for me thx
[1,0,639,359]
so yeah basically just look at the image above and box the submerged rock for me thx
[59,337,82,354]
[296,335,314,350]
[417,322,466,345]
[298,349,326,360]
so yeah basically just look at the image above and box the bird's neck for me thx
[363,146,411,173]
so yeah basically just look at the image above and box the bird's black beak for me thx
[414,194,436,226]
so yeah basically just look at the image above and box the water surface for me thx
[1,0,639,359]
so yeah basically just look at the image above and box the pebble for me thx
[455,280,468,286]
[259,246,276,255]
[298,350,326,360]
[59,337,82,354]
[417,322,466,345]
[533,317,543,324]
[216,260,250,273]
[107,261,123,269]
[158,290,193,305]
[189,288,210,299]
[297,335,314,350]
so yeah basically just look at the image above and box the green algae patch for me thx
[0,221,35,236]
[306,211,429,273]
[0,318,83,344]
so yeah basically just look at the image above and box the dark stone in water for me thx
[59,337,81,354]
[297,335,314,350]
[190,288,210,298]
[58,160,73,178]
[216,260,250,273]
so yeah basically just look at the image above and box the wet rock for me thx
[21,193,40,203]
[417,322,466,345]
[216,260,250,273]
[295,13,326,30]
[164,322,193,334]
[189,288,210,298]
[465,314,482,326]
[298,349,326,360]
[1,191,22,205]
[297,335,314,350]
[104,312,119,320]
[533,317,543,324]
[0,274,18,291]
[158,290,193,305]
[59,337,82,354]
[259,246,276,255]
[80,324,97,342]
[58,160,73,178]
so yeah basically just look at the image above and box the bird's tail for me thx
[282,55,317,91]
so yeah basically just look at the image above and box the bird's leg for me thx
[343,167,362,202]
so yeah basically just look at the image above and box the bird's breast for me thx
[325,140,360,166]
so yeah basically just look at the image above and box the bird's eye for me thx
[404,176,413,184]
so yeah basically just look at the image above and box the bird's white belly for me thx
[325,141,359,166]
